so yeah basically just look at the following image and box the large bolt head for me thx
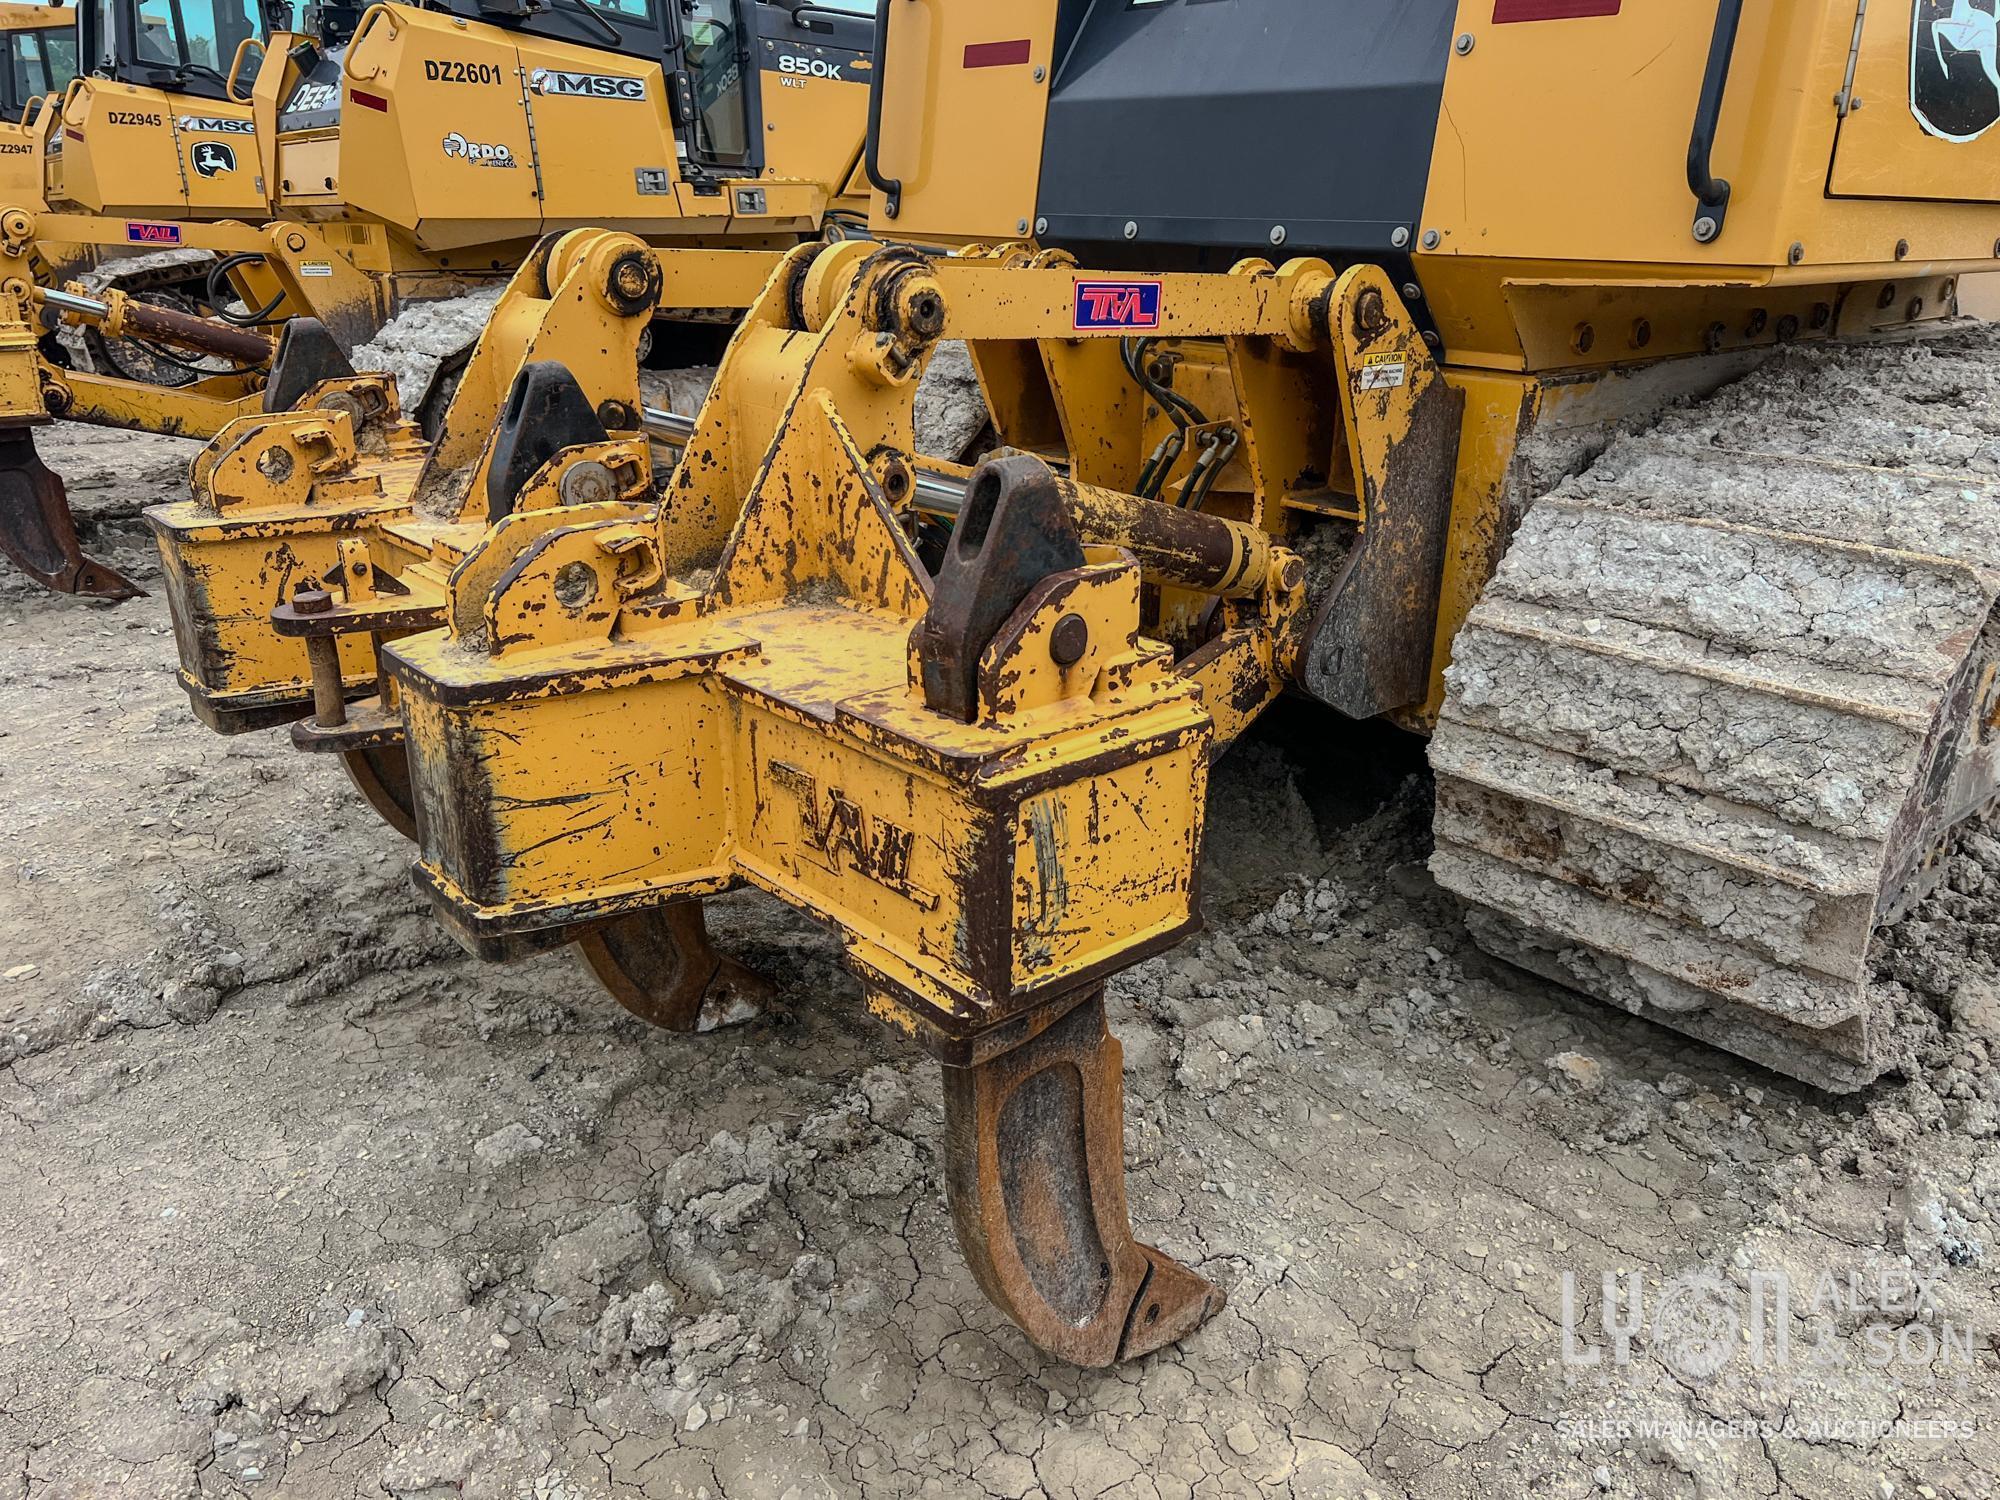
[1050,612,1090,667]
[612,260,651,299]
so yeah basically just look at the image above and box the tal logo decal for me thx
[1073,279,1163,332]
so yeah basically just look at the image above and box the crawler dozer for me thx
[26,0,297,312]
[0,1,78,210]
[20,0,877,352]
[0,0,878,595]
[155,0,2000,1364]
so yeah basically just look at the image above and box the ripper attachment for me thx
[380,244,1344,1363]
[0,427,143,599]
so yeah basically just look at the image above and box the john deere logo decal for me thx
[190,141,236,177]
[1913,0,2000,142]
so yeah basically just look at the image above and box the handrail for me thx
[863,0,904,218]
[1686,0,1745,243]
[340,4,394,83]
[225,35,265,104]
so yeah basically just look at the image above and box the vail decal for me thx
[1072,280,1163,332]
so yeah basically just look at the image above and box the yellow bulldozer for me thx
[19,0,876,350]
[0,0,879,595]
[150,0,2000,1366]
[0,1,78,209]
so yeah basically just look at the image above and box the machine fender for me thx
[1299,268,1463,719]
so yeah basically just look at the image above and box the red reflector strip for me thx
[964,39,1032,69]
[1494,0,1620,20]
[349,88,389,112]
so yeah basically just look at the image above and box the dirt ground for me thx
[0,422,1996,1500]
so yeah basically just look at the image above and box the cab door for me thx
[674,0,759,174]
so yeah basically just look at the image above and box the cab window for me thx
[7,30,80,102]
[682,0,749,167]
[133,0,263,72]
[38,31,82,94]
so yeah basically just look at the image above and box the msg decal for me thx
[528,69,645,100]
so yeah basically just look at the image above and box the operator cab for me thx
[81,0,294,100]
[421,0,874,175]
[0,13,79,117]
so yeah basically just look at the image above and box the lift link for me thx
[382,243,1317,1363]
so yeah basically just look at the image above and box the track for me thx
[1431,324,2000,1090]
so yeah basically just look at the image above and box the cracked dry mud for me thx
[0,420,1996,1500]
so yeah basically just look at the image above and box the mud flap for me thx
[1299,376,1461,719]
[0,427,143,600]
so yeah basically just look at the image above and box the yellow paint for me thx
[0,5,70,212]
[1421,1,2000,368]
[56,78,265,220]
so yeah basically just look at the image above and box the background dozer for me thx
[0,0,78,209]
[30,0,295,316]
[18,0,876,357]
[0,0,878,596]
[154,0,2000,1365]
